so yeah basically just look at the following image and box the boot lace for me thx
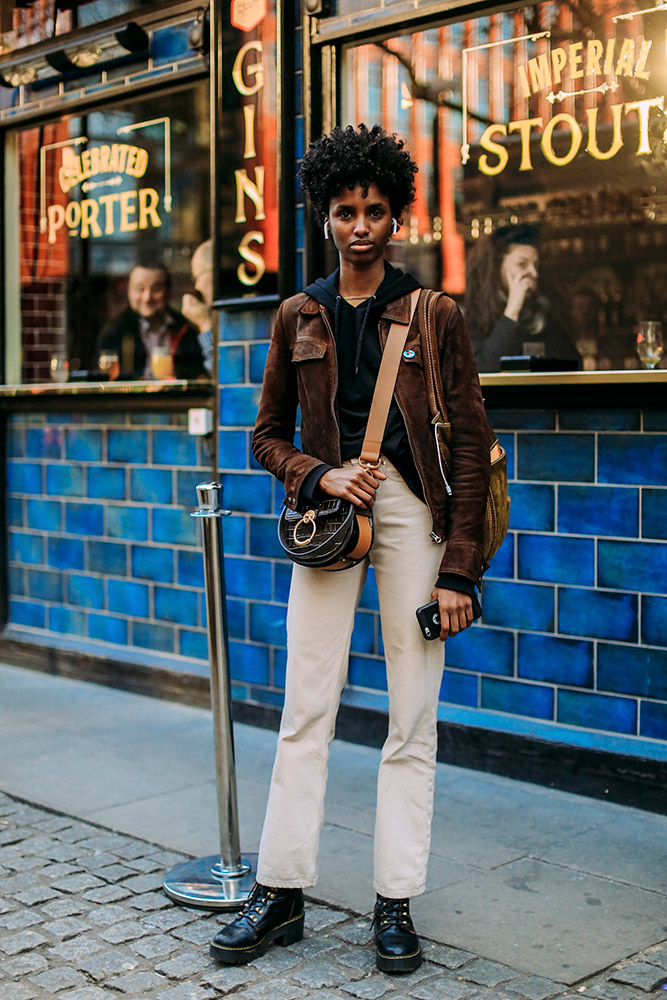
[239,883,277,923]
[371,896,413,932]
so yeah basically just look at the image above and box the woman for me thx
[466,225,577,372]
[210,124,489,974]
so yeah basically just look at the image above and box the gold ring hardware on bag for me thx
[358,458,381,471]
[293,510,317,546]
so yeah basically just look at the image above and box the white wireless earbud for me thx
[391,218,399,236]
[323,220,330,240]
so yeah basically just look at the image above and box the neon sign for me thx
[219,0,278,300]
[233,38,267,286]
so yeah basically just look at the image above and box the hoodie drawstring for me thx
[354,294,376,375]
[334,295,342,350]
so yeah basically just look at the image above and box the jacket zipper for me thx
[433,423,453,496]
[318,306,341,458]
[422,291,452,498]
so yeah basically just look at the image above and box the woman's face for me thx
[326,183,394,267]
[500,244,539,296]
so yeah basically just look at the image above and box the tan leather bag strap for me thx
[359,288,421,468]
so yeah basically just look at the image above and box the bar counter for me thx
[0,380,214,412]
[479,370,667,409]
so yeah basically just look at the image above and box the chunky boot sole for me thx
[209,912,304,965]
[375,946,422,974]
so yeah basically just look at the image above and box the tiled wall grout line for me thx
[554,585,559,639]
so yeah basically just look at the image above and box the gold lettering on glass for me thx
[237,231,266,286]
[460,23,665,176]
[232,41,265,96]
[234,167,266,224]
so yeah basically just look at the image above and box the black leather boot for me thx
[372,894,422,973]
[209,883,304,964]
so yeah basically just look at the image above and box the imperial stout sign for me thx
[220,0,278,300]
[463,16,666,176]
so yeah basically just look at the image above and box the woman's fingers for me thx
[319,466,382,507]
[431,588,474,641]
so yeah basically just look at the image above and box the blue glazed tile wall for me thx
[6,411,211,664]
[208,318,667,752]
[7,372,667,759]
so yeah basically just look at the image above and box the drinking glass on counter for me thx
[49,354,69,383]
[150,345,174,380]
[636,321,664,369]
[98,351,120,381]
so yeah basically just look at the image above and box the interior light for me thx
[0,63,37,85]
[69,45,102,67]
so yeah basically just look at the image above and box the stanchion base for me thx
[163,854,257,911]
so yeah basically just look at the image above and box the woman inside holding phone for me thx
[209,124,489,974]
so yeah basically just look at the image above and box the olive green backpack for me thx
[419,288,511,573]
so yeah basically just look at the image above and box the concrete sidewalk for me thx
[1,661,667,992]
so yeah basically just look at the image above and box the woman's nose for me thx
[353,215,369,234]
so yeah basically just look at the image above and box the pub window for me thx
[342,0,667,373]
[8,80,210,384]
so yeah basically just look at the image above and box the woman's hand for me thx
[503,268,536,322]
[431,587,473,640]
[320,465,387,509]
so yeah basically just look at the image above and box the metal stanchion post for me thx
[163,483,256,909]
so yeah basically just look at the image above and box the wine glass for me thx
[49,354,69,383]
[636,321,664,369]
[98,351,119,381]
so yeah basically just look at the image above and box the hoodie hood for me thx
[304,263,420,373]
[304,262,419,315]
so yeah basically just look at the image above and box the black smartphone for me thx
[415,599,441,640]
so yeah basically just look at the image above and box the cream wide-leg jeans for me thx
[256,458,446,899]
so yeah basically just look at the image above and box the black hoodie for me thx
[299,263,481,613]
[302,262,422,497]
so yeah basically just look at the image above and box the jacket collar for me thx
[299,290,415,323]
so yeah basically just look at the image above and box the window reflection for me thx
[15,81,209,383]
[343,0,667,372]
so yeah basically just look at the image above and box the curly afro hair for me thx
[299,123,418,222]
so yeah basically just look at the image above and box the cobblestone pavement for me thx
[2,793,667,1000]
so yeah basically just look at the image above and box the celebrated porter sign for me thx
[40,118,172,244]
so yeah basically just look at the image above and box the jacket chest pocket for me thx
[292,338,328,364]
[398,339,424,371]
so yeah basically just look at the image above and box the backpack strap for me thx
[419,288,448,423]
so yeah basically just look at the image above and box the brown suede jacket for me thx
[251,289,491,585]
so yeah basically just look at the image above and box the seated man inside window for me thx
[97,256,207,380]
